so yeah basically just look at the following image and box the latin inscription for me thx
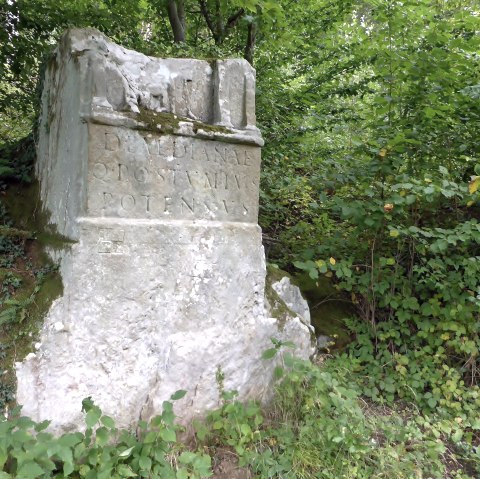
[88,125,260,222]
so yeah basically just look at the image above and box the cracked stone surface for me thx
[15,29,314,434]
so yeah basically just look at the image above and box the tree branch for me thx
[225,8,245,31]
[198,0,218,42]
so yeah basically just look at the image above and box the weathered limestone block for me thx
[271,276,311,324]
[15,29,314,434]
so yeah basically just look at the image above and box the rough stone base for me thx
[16,220,313,433]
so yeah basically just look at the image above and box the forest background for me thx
[0,1,479,478]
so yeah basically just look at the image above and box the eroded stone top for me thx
[60,28,261,144]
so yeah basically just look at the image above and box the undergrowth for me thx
[197,353,480,479]
[1,353,479,478]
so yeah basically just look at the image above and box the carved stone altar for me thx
[15,29,314,433]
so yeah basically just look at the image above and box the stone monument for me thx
[15,29,314,433]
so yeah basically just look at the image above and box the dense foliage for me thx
[268,0,480,423]
[1,0,479,477]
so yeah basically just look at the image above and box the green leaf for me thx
[150,416,162,427]
[85,407,102,428]
[98,467,114,479]
[59,432,83,447]
[170,390,187,401]
[293,261,307,270]
[452,429,463,443]
[34,420,51,432]
[119,446,136,458]
[176,468,189,479]
[63,459,75,476]
[308,268,319,279]
[17,461,45,479]
[178,451,197,465]
[261,348,277,360]
[116,464,137,477]
[82,397,95,413]
[159,428,176,442]
[139,455,152,470]
[240,423,252,436]
[100,415,116,429]
[95,426,109,446]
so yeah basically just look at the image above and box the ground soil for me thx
[212,448,251,479]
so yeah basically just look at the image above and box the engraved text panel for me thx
[87,125,261,222]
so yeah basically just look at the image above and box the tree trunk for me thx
[244,21,257,65]
[167,0,185,43]
[198,0,244,46]
[214,0,224,44]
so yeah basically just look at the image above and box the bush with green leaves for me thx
[278,0,480,445]
[295,165,480,424]
[0,392,211,479]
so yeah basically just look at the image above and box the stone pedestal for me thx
[15,29,313,433]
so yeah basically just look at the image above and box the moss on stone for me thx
[0,180,65,411]
[3,181,74,255]
[30,268,63,320]
[134,109,181,133]
[0,264,63,412]
[132,107,234,136]
[265,265,305,333]
[265,265,317,350]
[191,120,232,135]
[265,266,354,351]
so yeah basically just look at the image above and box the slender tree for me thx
[166,0,186,42]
